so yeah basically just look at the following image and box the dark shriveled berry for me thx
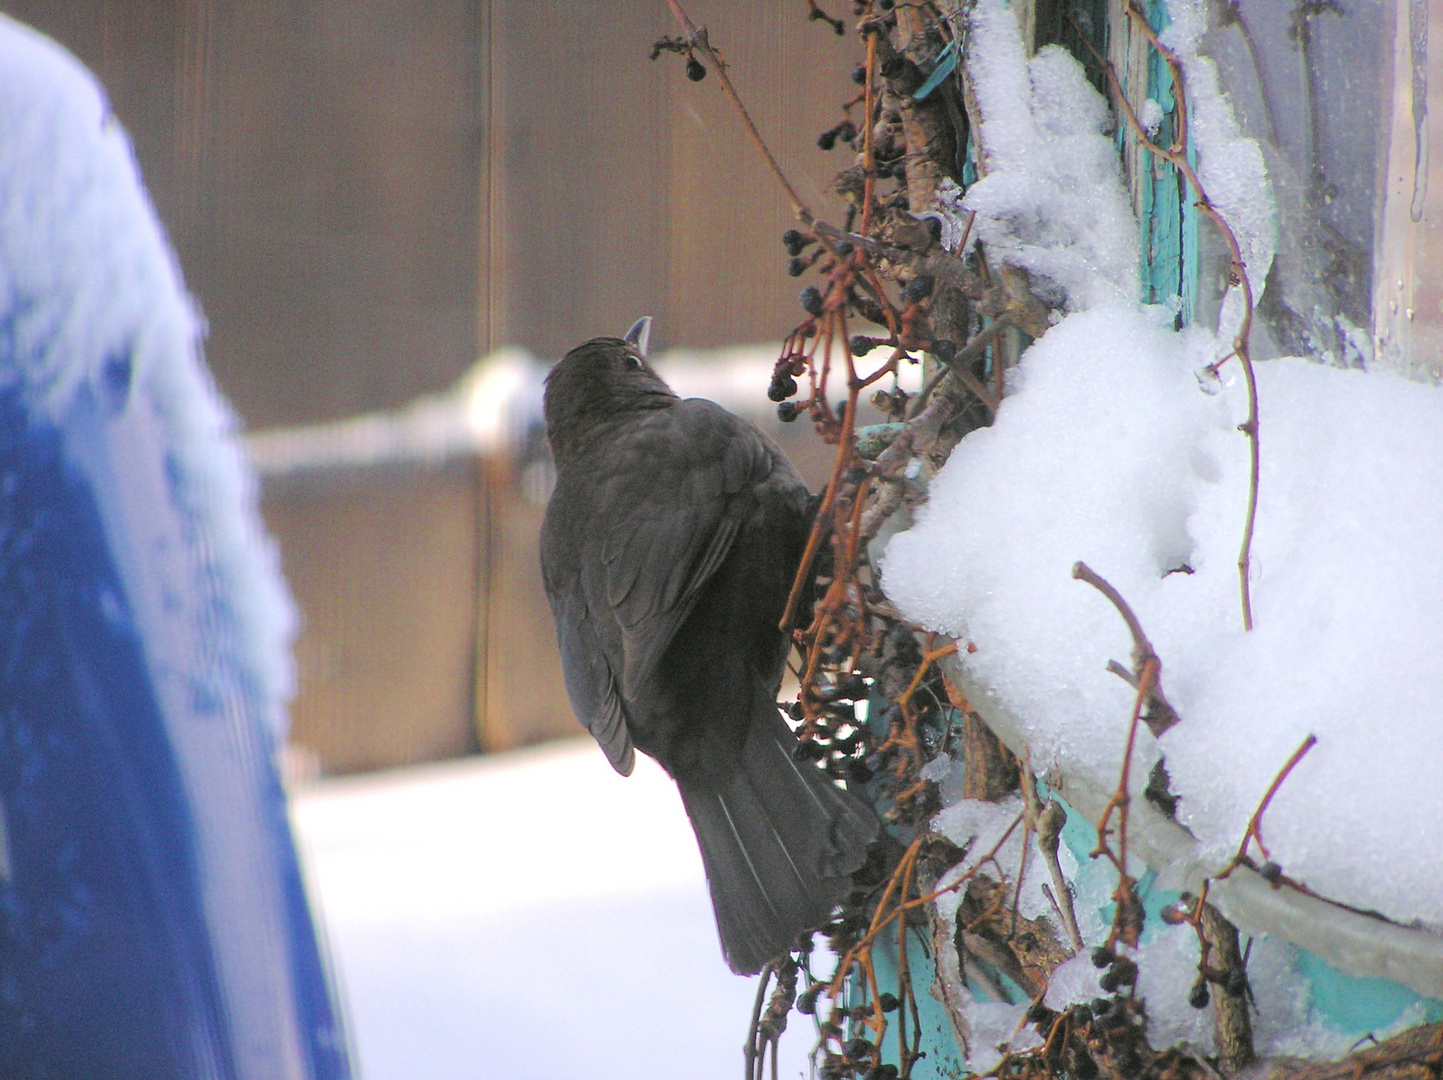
[796,985,822,1015]
[1108,956,1138,987]
[1091,945,1116,969]
[850,335,876,356]
[777,400,801,422]
[792,739,826,762]
[1188,979,1210,1009]
[1116,1048,1143,1078]
[782,229,806,256]
[817,128,838,151]
[685,55,706,81]
[768,375,799,402]
[787,257,807,277]
[901,274,935,302]
[800,286,826,316]
[878,992,899,1013]
[852,65,868,85]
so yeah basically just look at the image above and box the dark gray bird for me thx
[539,318,879,975]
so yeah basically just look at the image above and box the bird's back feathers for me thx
[540,333,879,974]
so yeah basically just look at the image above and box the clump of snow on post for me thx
[960,0,1140,311]
[884,300,1443,931]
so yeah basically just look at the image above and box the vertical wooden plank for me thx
[663,0,861,350]
[486,0,860,359]
[479,457,579,752]
[262,468,481,774]
[485,0,673,355]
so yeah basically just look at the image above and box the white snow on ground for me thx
[291,740,819,1080]
[961,0,1140,311]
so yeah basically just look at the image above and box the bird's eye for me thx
[626,354,644,370]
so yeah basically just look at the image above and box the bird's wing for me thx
[544,572,635,776]
[600,403,772,699]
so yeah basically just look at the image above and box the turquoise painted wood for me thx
[1129,0,1201,324]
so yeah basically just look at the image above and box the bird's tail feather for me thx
[678,693,878,975]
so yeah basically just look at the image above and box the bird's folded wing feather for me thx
[546,582,635,775]
[598,404,772,699]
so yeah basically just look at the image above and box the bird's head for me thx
[544,317,677,465]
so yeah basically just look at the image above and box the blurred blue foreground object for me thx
[0,16,351,1079]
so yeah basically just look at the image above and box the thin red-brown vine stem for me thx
[1121,4,1260,631]
[861,31,878,237]
[1232,733,1317,866]
[1074,5,1261,632]
[664,0,814,227]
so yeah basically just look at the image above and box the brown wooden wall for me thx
[262,464,486,773]
[3,0,859,429]
[2,0,484,429]
[482,1,860,360]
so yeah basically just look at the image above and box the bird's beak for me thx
[624,316,652,358]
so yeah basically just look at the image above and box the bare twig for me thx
[1219,733,1318,875]
[1024,768,1083,953]
[1072,561,1180,736]
[1198,903,1256,1075]
[745,961,776,1080]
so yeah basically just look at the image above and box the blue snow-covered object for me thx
[0,17,350,1079]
